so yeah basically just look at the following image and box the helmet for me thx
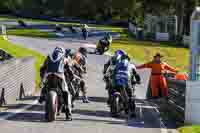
[65,48,71,56]
[115,49,126,57]
[65,48,76,58]
[121,54,130,61]
[78,47,87,57]
[51,46,65,61]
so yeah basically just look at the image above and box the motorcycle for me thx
[95,39,110,55]
[65,64,86,107]
[110,85,136,118]
[44,74,67,122]
[110,86,128,117]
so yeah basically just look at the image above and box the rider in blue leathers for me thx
[103,50,141,117]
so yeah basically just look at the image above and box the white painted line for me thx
[136,105,158,109]
[160,128,169,133]
[0,99,39,120]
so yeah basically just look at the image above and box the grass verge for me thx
[179,125,200,133]
[0,15,125,33]
[111,33,189,72]
[0,36,45,87]
[7,29,56,38]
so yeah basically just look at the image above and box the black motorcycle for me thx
[95,39,110,55]
[44,74,69,122]
[65,65,86,107]
[110,86,136,118]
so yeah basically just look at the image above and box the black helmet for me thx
[65,48,71,57]
[65,48,76,58]
[78,47,87,57]
[121,54,130,61]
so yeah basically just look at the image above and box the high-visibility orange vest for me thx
[74,52,81,64]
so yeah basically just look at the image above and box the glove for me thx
[136,81,141,85]
[103,75,109,81]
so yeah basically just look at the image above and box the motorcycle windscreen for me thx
[135,68,152,100]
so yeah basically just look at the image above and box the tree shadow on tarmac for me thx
[6,112,46,123]
[73,118,125,125]
[72,108,117,119]
[88,96,107,103]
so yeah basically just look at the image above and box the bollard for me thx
[0,88,6,106]
[19,83,25,100]
[1,25,8,40]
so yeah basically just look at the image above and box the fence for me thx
[0,57,36,106]
[185,81,200,124]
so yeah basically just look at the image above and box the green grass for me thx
[111,33,189,72]
[7,29,57,38]
[0,15,125,33]
[179,125,200,133]
[0,36,45,87]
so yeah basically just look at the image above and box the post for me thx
[19,83,25,100]
[175,15,178,35]
[189,7,200,80]
[0,88,6,106]
[1,25,7,40]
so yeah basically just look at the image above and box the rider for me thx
[74,47,87,73]
[103,50,131,104]
[103,50,125,90]
[113,54,141,118]
[72,47,89,103]
[99,33,112,52]
[82,24,89,37]
[137,53,178,98]
[39,46,72,121]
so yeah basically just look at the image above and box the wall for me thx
[185,81,200,124]
[183,35,190,47]
[0,57,35,106]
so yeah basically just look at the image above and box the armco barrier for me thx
[0,57,35,106]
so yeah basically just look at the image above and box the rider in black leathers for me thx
[39,47,72,121]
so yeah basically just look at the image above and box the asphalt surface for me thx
[0,32,178,133]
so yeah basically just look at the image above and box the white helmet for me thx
[50,46,65,62]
